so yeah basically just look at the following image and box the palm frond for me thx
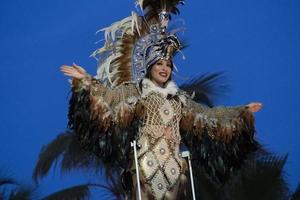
[0,171,33,200]
[33,131,103,183]
[41,184,91,200]
[0,178,16,187]
[291,183,300,200]
[33,132,73,183]
[187,165,221,200]
[60,132,102,173]
[8,187,33,200]
[179,72,229,107]
[222,155,289,200]
[103,176,124,199]
[0,169,17,187]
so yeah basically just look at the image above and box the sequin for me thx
[158,183,163,190]
[148,160,153,166]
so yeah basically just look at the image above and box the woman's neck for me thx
[150,78,165,88]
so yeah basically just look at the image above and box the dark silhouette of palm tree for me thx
[291,184,300,200]
[0,169,33,200]
[189,155,291,200]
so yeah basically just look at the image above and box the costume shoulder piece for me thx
[91,0,185,88]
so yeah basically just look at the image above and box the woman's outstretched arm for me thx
[180,96,262,183]
[61,63,113,131]
[180,96,262,141]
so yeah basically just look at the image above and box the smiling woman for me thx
[1,0,300,199]
[148,59,173,87]
[59,1,262,199]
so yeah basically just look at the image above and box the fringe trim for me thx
[90,95,112,131]
[181,108,255,143]
[114,101,136,128]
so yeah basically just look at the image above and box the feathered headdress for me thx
[91,0,185,88]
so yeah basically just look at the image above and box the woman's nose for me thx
[161,64,168,70]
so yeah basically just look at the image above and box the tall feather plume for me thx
[93,0,185,88]
[137,0,185,20]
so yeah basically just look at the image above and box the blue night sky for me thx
[0,0,299,199]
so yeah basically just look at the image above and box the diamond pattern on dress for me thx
[140,151,159,180]
[159,100,174,125]
[173,147,184,170]
[137,135,150,158]
[150,169,169,200]
[164,157,180,187]
[153,138,170,167]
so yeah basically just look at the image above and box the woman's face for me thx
[149,59,172,87]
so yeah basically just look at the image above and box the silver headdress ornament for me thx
[92,0,185,88]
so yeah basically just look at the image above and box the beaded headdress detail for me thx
[92,0,185,88]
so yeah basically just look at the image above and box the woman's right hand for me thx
[60,63,88,79]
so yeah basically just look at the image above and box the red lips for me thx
[159,72,167,77]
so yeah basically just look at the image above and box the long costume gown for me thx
[69,75,257,200]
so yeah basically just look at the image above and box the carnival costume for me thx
[67,0,258,199]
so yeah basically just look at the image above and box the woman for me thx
[61,57,261,199]
[60,1,262,199]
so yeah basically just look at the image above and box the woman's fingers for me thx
[247,102,263,113]
[60,67,82,78]
[60,65,75,73]
[73,63,86,74]
[61,65,79,74]
[60,68,75,73]
[60,64,87,79]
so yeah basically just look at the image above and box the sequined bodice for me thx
[137,92,185,200]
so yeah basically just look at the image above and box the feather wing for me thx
[180,72,260,185]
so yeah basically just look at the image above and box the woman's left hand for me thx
[246,102,262,113]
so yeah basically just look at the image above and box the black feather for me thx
[141,0,185,17]
[67,89,137,185]
[181,129,259,185]
[179,72,229,107]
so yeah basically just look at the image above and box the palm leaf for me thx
[291,183,300,200]
[0,177,16,187]
[187,165,221,200]
[33,131,102,183]
[222,155,289,200]
[8,187,33,200]
[0,169,17,187]
[0,170,33,200]
[60,132,102,172]
[179,72,229,107]
[33,132,72,182]
[41,184,91,200]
